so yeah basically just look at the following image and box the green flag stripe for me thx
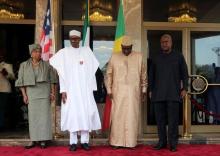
[115,0,125,40]
[82,0,89,46]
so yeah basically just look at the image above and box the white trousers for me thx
[69,131,89,144]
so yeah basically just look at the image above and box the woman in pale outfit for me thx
[15,44,57,149]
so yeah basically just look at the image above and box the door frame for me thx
[142,22,220,136]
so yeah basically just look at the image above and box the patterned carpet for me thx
[0,144,220,156]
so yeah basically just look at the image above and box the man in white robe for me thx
[49,30,101,151]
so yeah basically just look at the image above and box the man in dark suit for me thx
[148,34,189,152]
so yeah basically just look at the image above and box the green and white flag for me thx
[82,0,90,47]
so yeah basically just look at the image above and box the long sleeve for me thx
[5,63,15,80]
[59,74,66,93]
[87,47,99,91]
[49,49,66,93]
[15,63,24,87]
[148,60,154,92]
[49,65,58,84]
[105,56,113,94]
[180,54,189,91]
[141,58,147,93]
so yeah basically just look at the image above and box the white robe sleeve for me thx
[49,49,66,93]
[58,74,66,93]
[86,47,99,91]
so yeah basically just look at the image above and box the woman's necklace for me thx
[32,60,40,66]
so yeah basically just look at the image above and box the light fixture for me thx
[0,0,24,20]
[168,1,197,23]
[82,0,113,22]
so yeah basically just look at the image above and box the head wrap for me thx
[29,44,42,54]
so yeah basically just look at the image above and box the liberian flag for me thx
[40,0,53,61]
[82,0,90,47]
[113,0,125,53]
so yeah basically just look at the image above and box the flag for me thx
[102,95,112,131]
[102,0,126,131]
[113,0,125,53]
[40,0,53,61]
[82,0,90,47]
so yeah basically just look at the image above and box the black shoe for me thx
[153,143,167,150]
[81,143,90,151]
[25,142,36,149]
[69,144,77,151]
[40,141,47,149]
[112,146,121,149]
[170,146,177,152]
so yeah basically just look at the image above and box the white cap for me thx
[69,30,81,38]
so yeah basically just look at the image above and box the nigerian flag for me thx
[82,0,90,47]
[113,0,125,53]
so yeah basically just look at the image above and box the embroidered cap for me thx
[121,36,132,46]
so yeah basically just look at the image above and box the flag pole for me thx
[87,0,95,142]
[50,0,63,139]
[87,0,90,22]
